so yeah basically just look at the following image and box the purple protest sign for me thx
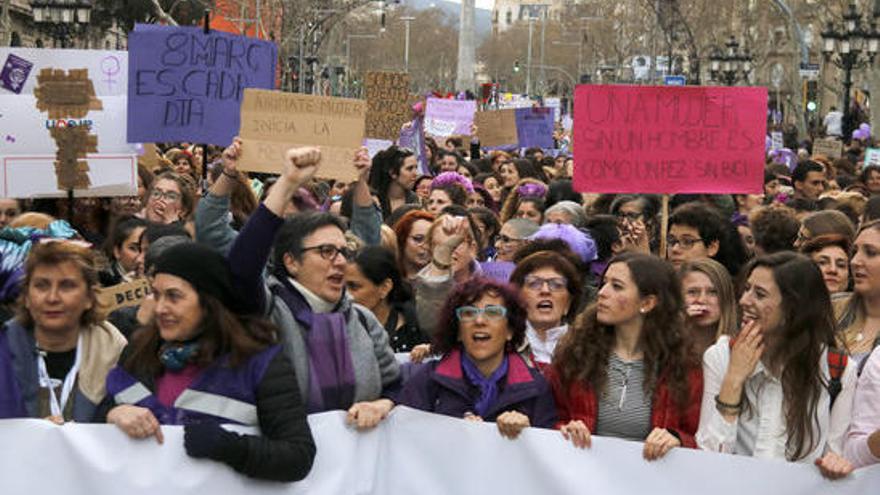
[399,116,430,176]
[515,107,555,149]
[127,24,277,146]
[479,261,516,282]
[424,97,476,137]
[0,53,34,94]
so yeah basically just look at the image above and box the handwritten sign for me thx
[812,137,842,160]
[365,72,411,141]
[475,110,517,147]
[866,148,880,167]
[770,131,783,152]
[238,89,366,181]
[127,24,277,146]
[572,85,767,194]
[515,107,555,149]
[97,278,151,312]
[424,98,475,137]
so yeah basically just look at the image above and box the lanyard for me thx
[35,333,83,418]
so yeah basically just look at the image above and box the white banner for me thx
[0,48,137,198]
[0,407,877,495]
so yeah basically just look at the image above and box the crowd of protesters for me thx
[0,117,879,483]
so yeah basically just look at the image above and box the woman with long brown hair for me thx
[101,242,316,482]
[548,252,703,460]
[697,252,856,479]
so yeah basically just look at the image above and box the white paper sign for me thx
[0,48,137,198]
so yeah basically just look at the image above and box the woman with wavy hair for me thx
[549,252,703,460]
[697,252,856,479]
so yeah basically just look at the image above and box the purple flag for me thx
[0,53,34,94]
[515,107,555,149]
[127,24,277,145]
[399,116,430,176]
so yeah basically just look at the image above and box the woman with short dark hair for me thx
[396,277,557,439]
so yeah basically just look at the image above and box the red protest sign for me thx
[572,85,767,194]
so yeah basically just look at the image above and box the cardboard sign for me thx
[364,72,411,141]
[97,278,151,312]
[0,48,137,198]
[812,137,842,160]
[238,89,366,181]
[424,98,475,137]
[865,148,880,167]
[572,85,768,194]
[515,107,555,149]
[475,110,518,147]
[127,24,277,146]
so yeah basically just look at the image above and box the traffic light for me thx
[513,60,520,73]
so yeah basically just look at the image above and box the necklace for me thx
[610,358,635,411]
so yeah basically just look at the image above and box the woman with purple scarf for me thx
[396,277,557,438]
[226,147,400,429]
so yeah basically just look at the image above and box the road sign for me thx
[664,75,686,86]
[799,62,820,80]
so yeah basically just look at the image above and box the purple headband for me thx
[431,171,474,193]
[516,182,547,199]
[529,223,598,263]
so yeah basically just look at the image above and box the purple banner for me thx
[515,107,555,149]
[127,24,277,146]
[399,116,430,176]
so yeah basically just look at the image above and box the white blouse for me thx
[696,336,856,462]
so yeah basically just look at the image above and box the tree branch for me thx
[151,0,179,26]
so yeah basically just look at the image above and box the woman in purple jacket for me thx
[396,277,557,439]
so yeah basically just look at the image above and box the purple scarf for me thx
[460,351,509,418]
[272,280,356,413]
[0,328,26,418]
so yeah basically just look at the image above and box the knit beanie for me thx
[152,242,238,310]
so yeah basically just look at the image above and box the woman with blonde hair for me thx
[834,220,880,367]
[0,240,126,422]
[678,259,738,357]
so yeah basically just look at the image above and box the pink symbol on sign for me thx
[4,135,14,143]
[100,55,121,91]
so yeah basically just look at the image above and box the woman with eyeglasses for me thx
[396,277,557,438]
[548,252,703,460]
[227,147,400,429]
[142,172,195,225]
[494,218,539,262]
[392,210,436,281]
[509,252,583,372]
[678,259,738,358]
[667,202,747,277]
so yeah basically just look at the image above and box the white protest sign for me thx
[0,48,137,198]
[865,148,880,167]
[0,408,878,495]
[770,131,783,152]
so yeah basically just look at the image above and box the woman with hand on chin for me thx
[0,240,126,422]
[142,172,195,226]
[509,251,583,372]
[548,253,703,461]
[226,145,400,429]
[678,259,738,357]
[697,252,856,480]
[396,277,557,439]
[102,242,316,482]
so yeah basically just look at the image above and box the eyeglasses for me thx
[300,244,355,261]
[523,275,568,292]
[497,234,524,244]
[667,236,704,250]
[455,305,508,322]
[150,189,182,203]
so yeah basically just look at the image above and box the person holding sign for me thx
[697,252,856,479]
[395,277,557,438]
[548,253,703,460]
[225,147,400,427]
[0,240,126,422]
[102,243,316,482]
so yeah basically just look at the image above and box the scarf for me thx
[460,352,509,418]
[272,278,355,413]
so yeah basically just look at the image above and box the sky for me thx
[445,0,496,10]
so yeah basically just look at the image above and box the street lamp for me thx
[31,0,93,48]
[401,16,415,72]
[821,2,880,139]
[708,35,753,86]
